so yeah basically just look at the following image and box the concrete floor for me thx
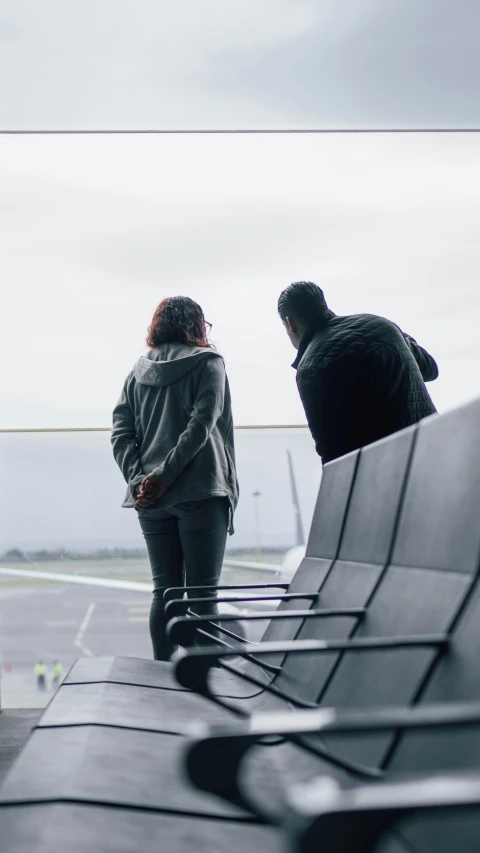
[0,709,42,785]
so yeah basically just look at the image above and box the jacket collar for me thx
[291,310,335,369]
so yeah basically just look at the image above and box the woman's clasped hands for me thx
[134,473,167,510]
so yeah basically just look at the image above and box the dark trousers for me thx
[138,497,229,661]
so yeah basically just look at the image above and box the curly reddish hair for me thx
[146,296,211,349]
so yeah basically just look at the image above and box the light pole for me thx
[252,490,262,562]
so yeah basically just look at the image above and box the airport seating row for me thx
[3,397,480,850]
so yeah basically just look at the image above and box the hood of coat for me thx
[133,343,222,387]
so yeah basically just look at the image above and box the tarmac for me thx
[0,579,152,709]
[0,572,267,709]
[0,709,43,784]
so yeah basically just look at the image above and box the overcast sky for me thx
[1,0,479,129]
[1,1,479,552]
[1,131,480,428]
[0,429,320,551]
[1,0,479,432]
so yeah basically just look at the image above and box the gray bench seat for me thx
[4,398,480,851]
[0,803,278,853]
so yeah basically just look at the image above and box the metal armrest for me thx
[286,772,480,853]
[165,591,318,619]
[168,608,366,646]
[185,698,478,817]
[191,700,480,745]
[164,583,288,603]
[173,634,447,692]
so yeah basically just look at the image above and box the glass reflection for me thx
[0,427,320,708]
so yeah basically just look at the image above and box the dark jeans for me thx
[138,497,229,661]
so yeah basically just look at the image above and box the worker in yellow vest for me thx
[34,660,48,691]
[52,660,63,689]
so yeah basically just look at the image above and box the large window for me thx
[1,132,480,430]
[1,0,479,712]
[0,426,318,708]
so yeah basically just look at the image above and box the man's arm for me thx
[297,364,346,463]
[403,333,439,382]
[111,373,145,498]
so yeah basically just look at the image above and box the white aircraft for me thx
[0,549,305,594]
[0,545,305,644]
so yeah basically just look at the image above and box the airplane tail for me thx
[286,449,305,546]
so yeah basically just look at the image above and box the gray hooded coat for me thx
[111,344,239,532]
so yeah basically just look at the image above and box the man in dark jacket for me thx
[278,281,438,464]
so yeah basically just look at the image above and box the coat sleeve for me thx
[296,363,347,464]
[402,333,439,382]
[153,357,226,487]
[111,372,145,498]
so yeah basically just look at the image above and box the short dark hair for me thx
[277,281,328,326]
[147,296,210,349]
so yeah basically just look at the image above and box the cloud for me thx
[0,0,317,127]
[1,132,480,428]
[214,0,480,127]
[0,0,479,128]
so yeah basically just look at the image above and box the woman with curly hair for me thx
[112,296,239,661]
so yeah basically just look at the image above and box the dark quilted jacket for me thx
[293,311,438,464]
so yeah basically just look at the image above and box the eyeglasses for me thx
[205,321,212,334]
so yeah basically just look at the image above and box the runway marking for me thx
[127,606,150,613]
[74,602,95,657]
[0,567,152,593]
[128,616,149,623]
